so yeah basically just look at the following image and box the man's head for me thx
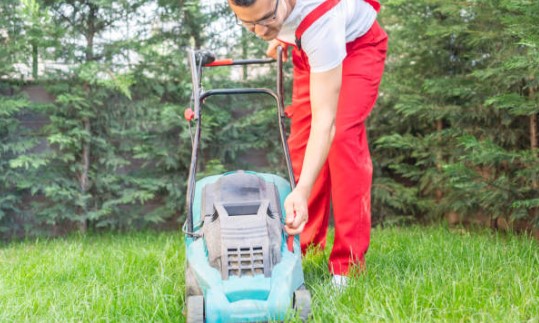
[228,0,290,41]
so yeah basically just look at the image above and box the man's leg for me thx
[328,21,388,275]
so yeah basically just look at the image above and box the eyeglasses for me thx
[235,0,280,28]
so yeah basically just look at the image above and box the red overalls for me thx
[283,0,387,275]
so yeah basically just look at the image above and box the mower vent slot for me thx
[227,245,265,277]
[224,203,260,216]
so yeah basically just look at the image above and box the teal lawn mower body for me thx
[183,48,311,322]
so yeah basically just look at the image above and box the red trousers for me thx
[285,21,388,275]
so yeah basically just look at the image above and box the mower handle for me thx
[190,48,276,67]
[205,58,275,67]
[185,46,295,235]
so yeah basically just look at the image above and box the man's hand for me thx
[266,39,289,61]
[284,186,309,235]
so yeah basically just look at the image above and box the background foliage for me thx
[371,0,538,229]
[0,0,537,240]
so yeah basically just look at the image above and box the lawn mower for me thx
[183,47,311,323]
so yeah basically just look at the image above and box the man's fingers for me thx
[283,188,308,235]
[285,204,307,236]
[266,40,288,61]
[285,220,306,236]
[266,47,276,59]
[284,201,295,225]
[266,40,279,59]
[292,207,306,228]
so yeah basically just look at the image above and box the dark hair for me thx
[231,0,257,7]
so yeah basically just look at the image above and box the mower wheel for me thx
[293,286,311,322]
[185,265,202,296]
[186,295,204,323]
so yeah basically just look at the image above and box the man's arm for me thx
[284,64,342,235]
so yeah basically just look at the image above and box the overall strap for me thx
[294,0,381,51]
[294,0,341,50]
[365,0,381,12]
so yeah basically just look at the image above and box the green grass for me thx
[0,232,184,322]
[1,227,538,322]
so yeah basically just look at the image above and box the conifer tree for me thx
[0,0,41,237]
[373,0,538,227]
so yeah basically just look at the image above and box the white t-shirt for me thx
[277,0,377,73]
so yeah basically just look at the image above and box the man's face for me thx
[229,0,285,41]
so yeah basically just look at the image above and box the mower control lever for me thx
[196,50,216,66]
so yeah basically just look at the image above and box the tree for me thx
[371,0,539,228]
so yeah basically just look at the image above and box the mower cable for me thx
[182,221,203,239]
[188,120,194,146]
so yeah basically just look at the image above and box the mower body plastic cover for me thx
[185,171,304,322]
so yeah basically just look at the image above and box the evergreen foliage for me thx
[0,94,36,236]
[373,0,538,227]
[0,0,274,239]
[1,0,537,239]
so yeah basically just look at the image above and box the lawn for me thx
[1,226,537,322]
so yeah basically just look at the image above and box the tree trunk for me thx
[78,2,97,233]
[530,83,537,153]
[184,2,202,49]
[85,3,97,61]
[531,114,537,151]
[32,41,38,80]
[435,119,443,202]
[529,81,538,223]
[530,84,538,190]
[242,28,248,80]
[78,117,90,233]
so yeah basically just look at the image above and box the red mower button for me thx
[184,108,195,121]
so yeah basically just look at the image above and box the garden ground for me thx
[1,226,537,322]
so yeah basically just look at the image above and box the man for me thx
[228,0,387,287]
